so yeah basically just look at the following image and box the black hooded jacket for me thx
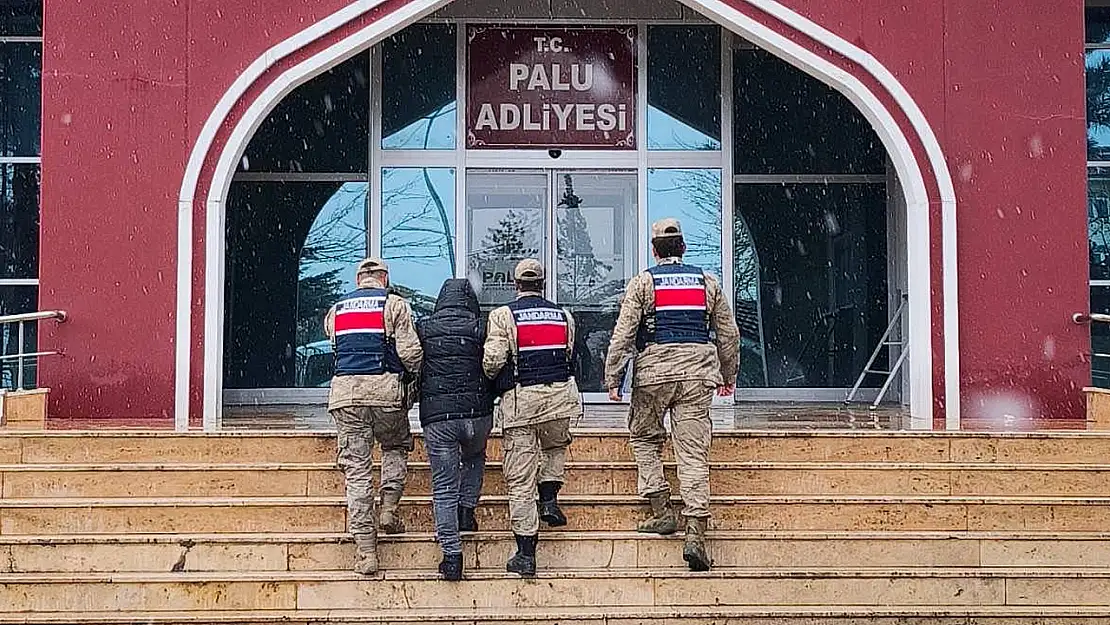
[416,279,495,426]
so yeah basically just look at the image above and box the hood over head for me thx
[434,278,480,315]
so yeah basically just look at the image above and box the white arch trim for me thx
[739,0,960,429]
[173,0,401,430]
[176,0,958,431]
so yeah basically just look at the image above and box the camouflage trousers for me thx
[502,418,572,535]
[331,406,414,537]
[628,380,713,518]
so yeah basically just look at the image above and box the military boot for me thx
[379,488,405,535]
[505,533,538,577]
[458,506,478,532]
[637,491,678,535]
[353,532,379,575]
[537,481,567,527]
[683,516,711,572]
[438,553,464,581]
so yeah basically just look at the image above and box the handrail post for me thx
[0,310,65,392]
[16,320,24,390]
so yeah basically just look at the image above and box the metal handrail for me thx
[0,310,67,324]
[0,310,67,391]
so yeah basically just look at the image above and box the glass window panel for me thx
[733,211,768,387]
[381,168,457,320]
[1089,52,1110,161]
[555,172,638,392]
[1090,168,1110,280]
[0,0,41,36]
[0,42,41,157]
[1093,286,1110,389]
[735,183,888,388]
[733,49,885,175]
[466,171,547,308]
[239,54,369,173]
[0,162,38,278]
[647,25,721,151]
[1089,7,1110,45]
[225,181,368,389]
[0,285,37,390]
[647,169,722,279]
[382,23,457,150]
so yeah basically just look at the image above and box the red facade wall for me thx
[37,0,1091,424]
[38,1,189,422]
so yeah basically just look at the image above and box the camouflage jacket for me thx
[482,292,582,428]
[324,276,423,411]
[603,259,740,390]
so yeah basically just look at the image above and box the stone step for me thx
[3,606,1110,625]
[7,430,1110,465]
[7,495,1110,534]
[9,461,1110,498]
[0,568,1106,612]
[7,530,1110,573]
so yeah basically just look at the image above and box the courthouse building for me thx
[0,0,1101,430]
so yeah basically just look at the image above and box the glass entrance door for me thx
[466,169,638,398]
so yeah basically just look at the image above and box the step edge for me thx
[10,429,1110,439]
[5,530,1110,544]
[2,605,1109,622]
[9,494,1110,506]
[5,566,1110,583]
[10,461,1110,471]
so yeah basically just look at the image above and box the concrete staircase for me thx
[4,430,1110,623]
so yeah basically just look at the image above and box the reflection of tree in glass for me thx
[297,185,368,348]
[300,186,367,267]
[417,104,457,274]
[556,174,617,304]
[471,210,541,262]
[390,283,438,321]
[1090,179,1110,281]
[1089,54,1110,157]
[296,269,344,348]
[382,170,455,267]
[653,169,722,274]
[654,169,769,386]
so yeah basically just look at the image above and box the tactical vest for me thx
[333,288,404,376]
[636,263,711,349]
[507,296,571,387]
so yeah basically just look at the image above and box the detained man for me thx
[416,278,496,581]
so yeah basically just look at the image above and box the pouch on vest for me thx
[492,354,517,395]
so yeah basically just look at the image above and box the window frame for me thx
[1088,7,1110,387]
[0,18,43,390]
[0,29,42,293]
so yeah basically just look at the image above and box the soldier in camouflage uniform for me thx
[325,258,422,575]
[604,219,739,571]
[483,259,581,576]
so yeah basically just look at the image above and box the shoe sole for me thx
[540,515,567,527]
[509,570,536,577]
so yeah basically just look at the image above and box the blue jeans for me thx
[422,414,493,555]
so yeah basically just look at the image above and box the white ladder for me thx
[845,294,908,409]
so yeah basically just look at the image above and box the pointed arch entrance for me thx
[175,0,958,431]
